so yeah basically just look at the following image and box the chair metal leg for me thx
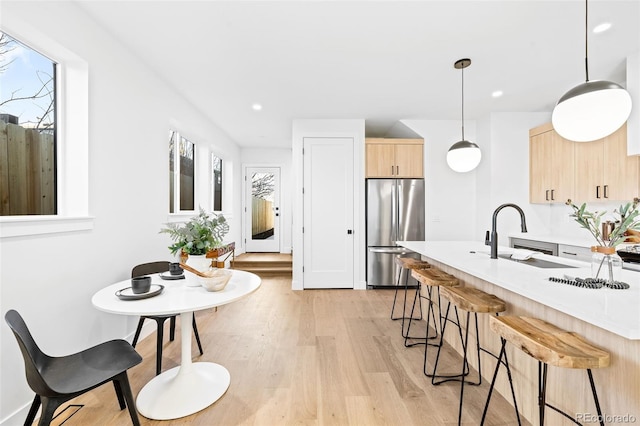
[37,397,61,426]
[113,379,126,409]
[131,318,145,347]
[155,318,166,376]
[25,395,40,426]
[192,314,204,355]
[169,316,176,341]
[390,265,404,320]
[115,372,141,426]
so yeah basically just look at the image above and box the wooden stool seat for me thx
[481,316,610,426]
[489,316,610,369]
[441,287,506,314]
[412,268,459,287]
[395,257,430,270]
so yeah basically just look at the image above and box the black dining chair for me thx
[131,261,204,375]
[5,309,142,426]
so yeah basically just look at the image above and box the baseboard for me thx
[1,399,34,426]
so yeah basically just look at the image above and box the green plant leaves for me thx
[160,207,230,255]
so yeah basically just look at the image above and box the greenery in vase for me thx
[565,198,640,247]
[160,207,229,255]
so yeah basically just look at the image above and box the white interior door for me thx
[303,137,354,289]
[245,167,280,252]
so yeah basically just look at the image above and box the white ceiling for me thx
[76,0,639,148]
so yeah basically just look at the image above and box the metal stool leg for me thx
[587,369,605,426]
[539,362,547,426]
[403,283,427,346]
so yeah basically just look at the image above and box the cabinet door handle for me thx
[391,165,395,175]
[396,165,399,175]
[596,186,601,199]
[562,251,577,256]
[604,185,609,198]
[550,189,555,201]
[545,190,549,201]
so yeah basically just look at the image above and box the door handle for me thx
[604,185,609,198]
[596,186,601,199]
[550,189,555,201]
[391,165,395,175]
[347,229,353,235]
[545,190,549,201]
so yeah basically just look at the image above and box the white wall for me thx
[0,2,242,424]
[402,120,478,241]
[405,112,568,244]
[240,148,293,253]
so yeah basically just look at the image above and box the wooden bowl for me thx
[199,269,232,292]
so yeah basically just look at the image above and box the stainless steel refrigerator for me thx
[366,178,425,287]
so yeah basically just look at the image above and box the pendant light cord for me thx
[461,64,465,141]
[585,0,589,82]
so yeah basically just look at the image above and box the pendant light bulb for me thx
[447,58,481,173]
[551,0,632,142]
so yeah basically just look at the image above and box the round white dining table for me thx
[91,269,261,420]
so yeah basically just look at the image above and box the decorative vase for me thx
[184,254,213,287]
[590,246,622,285]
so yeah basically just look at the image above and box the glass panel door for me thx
[245,167,280,252]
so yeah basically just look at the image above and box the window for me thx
[169,130,195,213]
[212,154,223,212]
[0,32,57,216]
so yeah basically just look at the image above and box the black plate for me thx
[159,272,185,280]
[116,284,164,300]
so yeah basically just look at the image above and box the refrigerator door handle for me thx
[368,247,416,255]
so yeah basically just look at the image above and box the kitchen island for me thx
[398,241,639,425]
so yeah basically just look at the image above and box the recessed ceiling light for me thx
[491,90,503,98]
[593,22,611,34]
[252,103,262,111]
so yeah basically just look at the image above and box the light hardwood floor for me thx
[51,277,526,425]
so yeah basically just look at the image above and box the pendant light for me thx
[551,0,632,142]
[447,58,481,173]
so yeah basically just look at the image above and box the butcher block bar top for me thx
[397,241,640,340]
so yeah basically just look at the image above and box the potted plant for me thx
[566,198,640,286]
[160,207,229,272]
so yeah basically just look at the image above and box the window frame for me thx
[0,26,92,238]
[169,129,197,215]
[211,152,223,213]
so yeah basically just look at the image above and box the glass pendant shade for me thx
[447,58,481,173]
[552,80,632,142]
[446,140,482,173]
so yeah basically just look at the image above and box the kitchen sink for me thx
[497,254,577,269]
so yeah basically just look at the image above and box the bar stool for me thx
[390,257,430,344]
[481,316,610,426]
[432,286,519,426]
[410,267,459,350]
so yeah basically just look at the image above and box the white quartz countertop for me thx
[397,241,640,340]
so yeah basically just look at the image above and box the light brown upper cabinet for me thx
[573,123,639,202]
[365,138,423,178]
[529,123,574,204]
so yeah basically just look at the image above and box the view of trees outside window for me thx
[212,154,222,212]
[169,129,195,213]
[0,32,57,215]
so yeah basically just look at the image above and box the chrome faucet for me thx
[485,203,528,259]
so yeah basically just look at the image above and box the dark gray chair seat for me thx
[5,309,142,426]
